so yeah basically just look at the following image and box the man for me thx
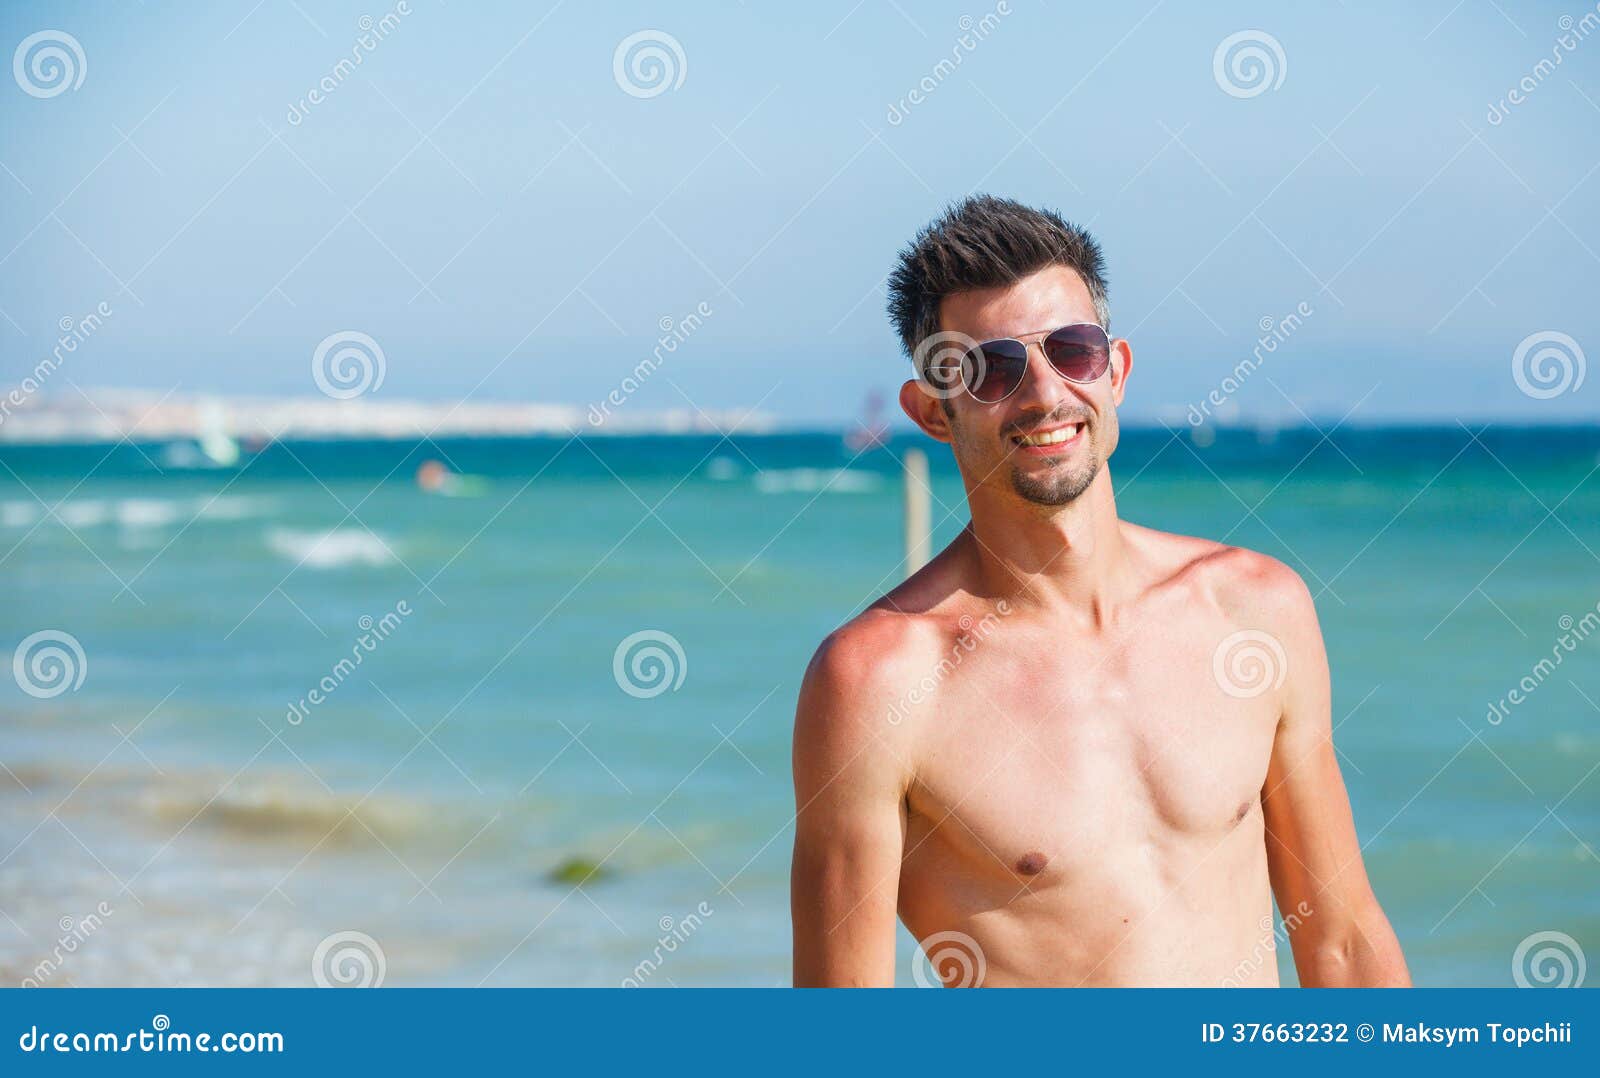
[790,195,1409,987]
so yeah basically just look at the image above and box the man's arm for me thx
[1257,564,1411,987]
[791,625,912,987]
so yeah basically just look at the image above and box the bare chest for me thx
[901,622,1279,883]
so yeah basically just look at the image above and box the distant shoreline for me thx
[2,421,1598,450]
[0,388,1595,448]
[0,389,777,446]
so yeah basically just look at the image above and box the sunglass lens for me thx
[1042,324,1111,382]
[964,339,1027,402]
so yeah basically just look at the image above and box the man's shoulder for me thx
[802,605,952,707]
[794,603,961,756]
[1131,524,1316,627]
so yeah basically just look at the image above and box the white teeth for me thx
[1017,424,1081,447]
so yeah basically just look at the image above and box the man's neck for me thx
[964,469,1130,624]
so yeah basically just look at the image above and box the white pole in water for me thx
[903,447,931,577]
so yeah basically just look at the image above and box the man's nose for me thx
[1009,341,1075,411]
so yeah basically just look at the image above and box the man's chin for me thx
[1009,457,1100,506]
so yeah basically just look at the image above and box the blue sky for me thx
[3,0,1598,425]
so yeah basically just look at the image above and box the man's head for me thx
[886,195,1131,508]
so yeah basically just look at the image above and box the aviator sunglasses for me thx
[926,322,1113,403]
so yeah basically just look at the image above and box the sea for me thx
[2,425,1597,987]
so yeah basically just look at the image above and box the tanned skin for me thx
[791,265,1409,987]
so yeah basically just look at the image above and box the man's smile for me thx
[1010,420,1087,455]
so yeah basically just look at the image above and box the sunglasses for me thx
[927,322,1112,403]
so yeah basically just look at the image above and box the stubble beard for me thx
[1008,440,1101,506]
[947,406,1104,508]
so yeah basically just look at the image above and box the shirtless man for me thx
[790,196,1409,987]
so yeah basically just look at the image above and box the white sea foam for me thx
[113,498,183,528]
[753,468,881,494]
[54,499,110,528]
[1,495,280,532]
[1,501,39,528]
[703,456,740,481]
[193,495,278,521]
[267,527,397,569]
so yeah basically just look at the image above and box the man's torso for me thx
[880,526,1286,986]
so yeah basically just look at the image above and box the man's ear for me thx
[898,378,954,443]
[1109,337,1133,407]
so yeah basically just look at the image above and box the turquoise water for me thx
[2,426,1597,987]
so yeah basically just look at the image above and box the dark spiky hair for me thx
[886,194,1109,361]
